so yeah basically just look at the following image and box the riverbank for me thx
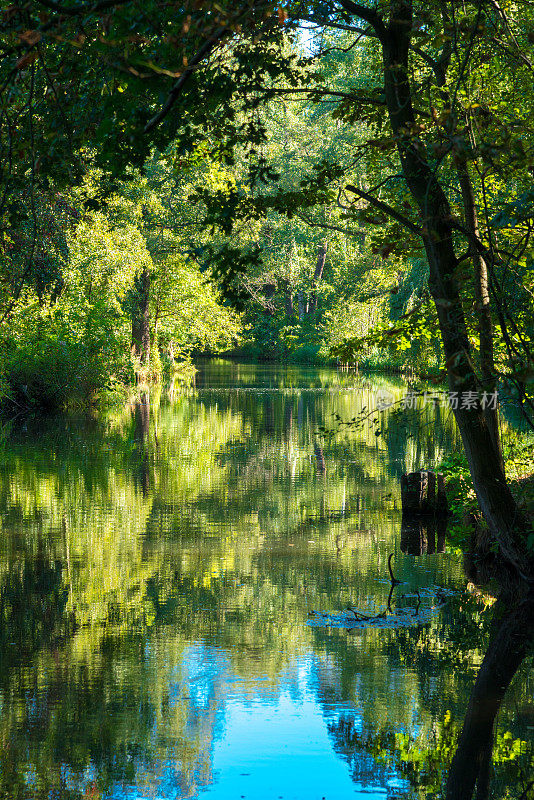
[217,349,444,380]
[0,355,197,415]
[440,431,534,552]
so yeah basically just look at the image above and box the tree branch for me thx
[336,0,387,40]
[36,0,128,15]
[343,184,423,236]
[144,1,267,135]
[143,26,228,133]
[296,212,365,238]
[298,15,379,38]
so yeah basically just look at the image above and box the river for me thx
[0,360,531,799]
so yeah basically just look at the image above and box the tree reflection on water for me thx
[0,362,530,799]
[446,595,534,800]
[324,592,533,800]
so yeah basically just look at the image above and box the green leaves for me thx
[492,189,534,228]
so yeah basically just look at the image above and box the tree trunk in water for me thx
[400,470,448,515]
[308,241,328,314]
[131,266,151,371]
[445,597,534,800]
[379,1,532,579]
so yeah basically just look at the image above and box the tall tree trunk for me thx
[131,265,151,371]
[297,290,305,321]
[379,0,532,578]
[153,310,159,357]
[456,151,503,472]
[282,279,294,316]
[308,240,328,314]
[456,159,494,383]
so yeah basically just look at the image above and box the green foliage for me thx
[1,0,534,390]
[2,303,132,410]
[0,158,243,408]
[152,254,242,357]
[350,712,532,800]
[440,428,534,550]
[438,452,479,549]
[330,292,440,366]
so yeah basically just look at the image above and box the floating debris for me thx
[307,586,457,630]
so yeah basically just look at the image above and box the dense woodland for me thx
[2,1,533,562]
[1,3,534,799]
[3,1,532,395]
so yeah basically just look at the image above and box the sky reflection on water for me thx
[0,361,531,800]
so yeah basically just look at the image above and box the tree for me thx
[234,1,534,579]
[0,161,242,404]
[304,1,534,577]
[1,1,533,575]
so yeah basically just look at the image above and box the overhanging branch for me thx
[336,0,387,40]
[343,184,423,236]
[296,212,366,237]
[36,0,128,15]
[143,26,228,134]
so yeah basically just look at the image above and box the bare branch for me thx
[296,212,366,237]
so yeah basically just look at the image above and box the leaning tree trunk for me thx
[131,265,151,371]
[379,0,532,578]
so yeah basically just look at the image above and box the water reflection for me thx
[400,514,447,555]
[446,596,534,800]
[0,361,530,799]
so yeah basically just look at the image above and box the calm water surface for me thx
[0,361,531,799]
